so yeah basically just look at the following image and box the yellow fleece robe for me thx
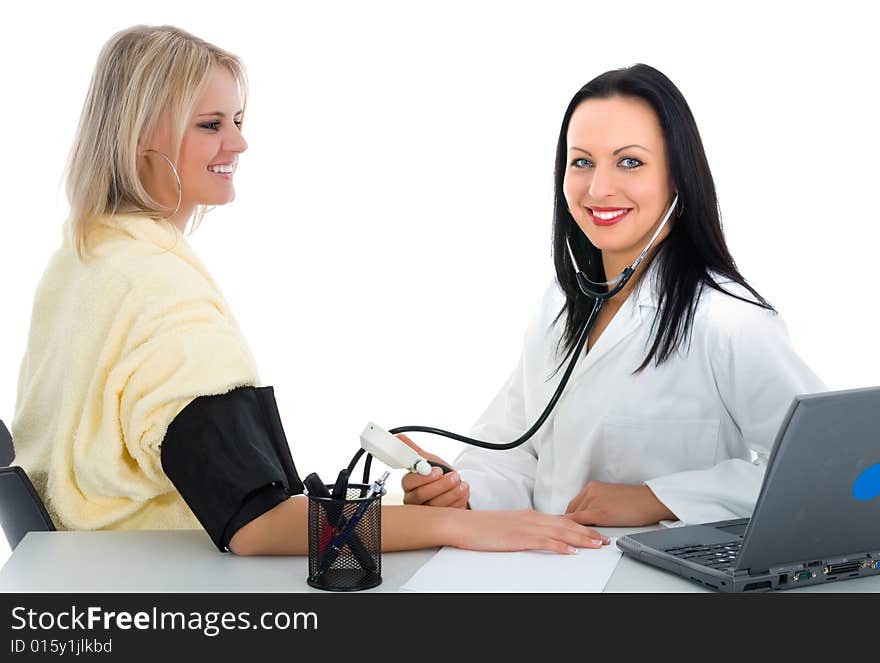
[12,214,260,532]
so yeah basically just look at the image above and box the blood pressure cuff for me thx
[160,385,304,552]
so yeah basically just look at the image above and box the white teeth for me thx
[592,209,628,220]
[209,164,234,174]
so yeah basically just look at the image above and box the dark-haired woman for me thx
[401,64,825,527]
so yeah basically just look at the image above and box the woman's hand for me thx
[398,434,470,508]
[448,509,611,554]
[565,481,677,526]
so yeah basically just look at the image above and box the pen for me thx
[318,471,389,573]
[304,472,377,573]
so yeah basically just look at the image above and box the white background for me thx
[1,0,878,564]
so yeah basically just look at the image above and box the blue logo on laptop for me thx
[853,463,880,501]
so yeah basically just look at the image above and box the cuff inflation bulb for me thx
[359,422,432,475]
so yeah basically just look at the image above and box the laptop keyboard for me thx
[665,542,742,571]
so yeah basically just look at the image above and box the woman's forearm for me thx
[228,495,605,556]
[380,504,455,550]
[228,497,456,556]
[228,496,310,555]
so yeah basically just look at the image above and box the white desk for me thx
[2,529,879,593]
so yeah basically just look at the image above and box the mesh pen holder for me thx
[307,484,383,591]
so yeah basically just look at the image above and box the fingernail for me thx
[602,536,611,543]
[459,482,468,492]
[432,467,442,477]
[591,538,604,547]
[567,546,578,554]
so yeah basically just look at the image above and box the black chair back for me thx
[0,420,55,549]
[0,419,13,466]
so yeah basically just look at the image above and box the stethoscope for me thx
[348,193,679,479]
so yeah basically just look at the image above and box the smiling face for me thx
[563,95,676,268]
[139,65,247,229]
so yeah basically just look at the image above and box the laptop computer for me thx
[617,386,880,592]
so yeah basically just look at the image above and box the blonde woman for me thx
[11,25,609,556]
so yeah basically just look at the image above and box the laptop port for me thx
[823,561,865,575]
[778,574,788,585]
[744,581,772,592]
[792,570,814,582]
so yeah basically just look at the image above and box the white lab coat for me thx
[456,265,825,524]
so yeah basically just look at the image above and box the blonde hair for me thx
[65,25,248,259]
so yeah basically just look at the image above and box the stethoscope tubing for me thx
[348,294,607,480]
[349,195,678,480]
[387,295,606,450]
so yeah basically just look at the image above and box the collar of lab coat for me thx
[633,257,662,310]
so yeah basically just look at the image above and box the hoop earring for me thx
[140,149,182,220]
[676,195,685,218]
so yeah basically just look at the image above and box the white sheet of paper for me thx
[400,540,622,593]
